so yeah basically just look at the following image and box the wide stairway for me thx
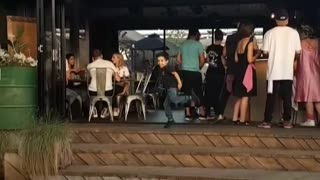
[61,124,320,180]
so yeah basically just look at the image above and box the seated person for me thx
[65,53,82,117]
[112,53,130,117]
[112,53,130,96]
[157,52,191,128]
[66,53,84,82]
[87,49,120,118]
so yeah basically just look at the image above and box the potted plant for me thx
[0,25,38,129]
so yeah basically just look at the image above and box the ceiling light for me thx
[271,13,275,19]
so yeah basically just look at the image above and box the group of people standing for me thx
[161,8,320,129]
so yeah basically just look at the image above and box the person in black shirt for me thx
[221,22,247,121]
[205,29,227,120]
[223,32,241,77]
[157,52,191,128]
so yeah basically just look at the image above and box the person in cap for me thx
[258,8,301,129]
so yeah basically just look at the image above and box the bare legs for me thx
[232,100,240,121]
[118,81,130,96]
[233,97,249,122]
[306,102,320,120]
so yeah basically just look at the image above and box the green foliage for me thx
[19,122,73,178]
[1,25,37,67]
[0,132,9,155]
[7,25,28,54]
[0,111,72,178]
[166,30,188,47]
[0,131,18,178]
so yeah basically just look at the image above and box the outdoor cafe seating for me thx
[66,66,159,122]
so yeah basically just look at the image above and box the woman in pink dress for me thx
[295,25,320,127]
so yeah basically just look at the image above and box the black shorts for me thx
[181,70,203,105]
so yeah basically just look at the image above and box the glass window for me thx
[118,29,164,72]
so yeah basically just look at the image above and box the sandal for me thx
[239,121,250,126]
[232,120,240,125]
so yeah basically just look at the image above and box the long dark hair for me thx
[238,21,255,40]
[298,24,317,39]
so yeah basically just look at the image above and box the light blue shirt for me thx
[179,39,204,72]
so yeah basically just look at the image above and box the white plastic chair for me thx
[88,68,115,122]
[146,92,158,110]
[123,72,152,121]
[142,70,158,110]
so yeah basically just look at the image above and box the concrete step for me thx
[71,144,320,172]
[71,124,320,151]
[60,165,320,180]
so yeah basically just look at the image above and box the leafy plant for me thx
[7,25,28,54]
[19,122,73,178]
[0,131,18,154]
[0,111,72,178]
[166,30,188,47]
[0,131,19,178]
[0,25,37,67]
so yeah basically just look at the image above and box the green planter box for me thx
[0,66,38,129]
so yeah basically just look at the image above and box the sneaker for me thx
[164,118,175,128]
[198,115,207,121]
[185,115,192,121]
[283,121,293,129]
[206,115,215,120]
[93,107,98,118]
[100,108,109,118]
[217,115,225,121]
[300,119,316,127]
[257,122,271,129]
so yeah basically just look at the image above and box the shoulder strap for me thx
[244,38,253,53]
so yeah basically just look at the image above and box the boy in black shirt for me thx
[205,29,226,120]
[157,52,191,128]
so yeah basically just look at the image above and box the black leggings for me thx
[205,75,225,115]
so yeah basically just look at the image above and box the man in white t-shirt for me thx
[258,9,301,129]
[87,49,120,118]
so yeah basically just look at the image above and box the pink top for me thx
[295,39,320,102]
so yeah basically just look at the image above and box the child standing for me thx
[157,52,191,128]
